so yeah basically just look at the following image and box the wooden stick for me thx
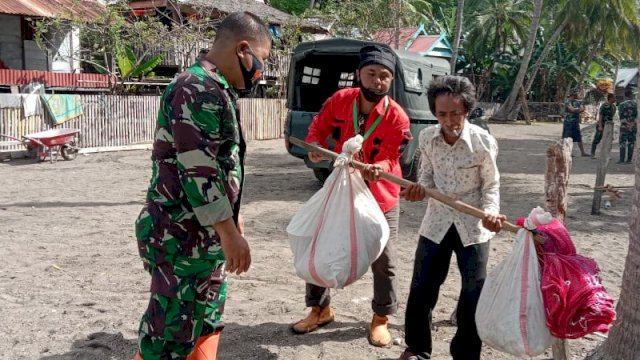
[289,137,536,238]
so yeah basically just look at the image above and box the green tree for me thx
[33,1,217,92]
[270,0,312,15]
[491,0,543,121]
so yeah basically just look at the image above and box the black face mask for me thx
[359,85,388,103]
[236,49,264,96]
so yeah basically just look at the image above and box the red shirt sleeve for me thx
[305,95,336,148]
[374,109,412,173]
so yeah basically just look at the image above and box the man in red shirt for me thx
[291,44,412,347]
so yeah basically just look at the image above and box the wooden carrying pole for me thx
[289,137,531,238]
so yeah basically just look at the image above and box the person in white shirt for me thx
[398,75,506,360]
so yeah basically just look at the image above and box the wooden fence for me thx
[0,95,287,153]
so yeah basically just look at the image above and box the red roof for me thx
[0,0,105,19]
[372,28,417,49]
[372,27,442,54]
[0,69,112,89]
[407,35,440,53]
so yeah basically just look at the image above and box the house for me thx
[126,0,328,82]
[0,0,111,90]
[373,24,453,59]
[615,68,638,101]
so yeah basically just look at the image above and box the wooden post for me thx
[591,122,614,215]
[545,138,573,360]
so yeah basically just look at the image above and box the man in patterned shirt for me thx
[591,93,617,158]
[562,91,589,157]
[617,89,637,164]
[399,76,506,360]
[134,12,271,360]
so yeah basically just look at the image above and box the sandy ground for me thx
[0,122,634,360]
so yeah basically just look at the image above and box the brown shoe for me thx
[368,313,392,347]
[291,305,335,334]
[398,349,418,360]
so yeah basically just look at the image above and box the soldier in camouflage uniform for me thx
[591,93,617,158]
[562,91,589,156]
[617,89,637,163]
[134,12,271,360]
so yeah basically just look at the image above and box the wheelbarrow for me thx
[0,128,80,163]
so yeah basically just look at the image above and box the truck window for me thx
[302,67,321,85]
[338,72,355,88]
[294,53,360,112]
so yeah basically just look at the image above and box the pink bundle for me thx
[517,208,616,339]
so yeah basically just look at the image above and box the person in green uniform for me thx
[591,93,617,158]
[617,88,637,164]
[134,12,272,360]
[562,91,589,157]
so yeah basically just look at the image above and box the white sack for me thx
[286,136,389,289]
[476,228,552,357]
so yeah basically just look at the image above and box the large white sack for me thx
[286,137,389,289]
[476,228,552,357]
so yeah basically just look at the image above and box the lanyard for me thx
[352,96,389,140]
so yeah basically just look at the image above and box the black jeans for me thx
[304,206,399,315]
[404,225,489,360]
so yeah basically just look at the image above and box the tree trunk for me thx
[545,138,573,360]
[450,0,465,73]
[491,0,544,121]
[524,17,568,94]
[569,33,604,99]
[309,0,316,9]
[585,64,640,360]
[394,0,401,49]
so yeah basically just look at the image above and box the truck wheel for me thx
[313,168,331,184]
[407,149,422,182]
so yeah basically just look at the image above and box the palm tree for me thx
[567,0,639,96]
[491,0,543,121]
[464,0,531,58]
[523,17,568,94]
[462,0,531,102]
[450,0,465,73]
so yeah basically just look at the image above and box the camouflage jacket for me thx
[599,103,617,123]
[138,61,245,251]
[564,99,582,122]
[618,99,637,129]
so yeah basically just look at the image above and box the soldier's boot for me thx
[368,313,392,347]
[186,330,222,360]
[618,145,626,164]
[291,305,335,334]
[627,143,635,163]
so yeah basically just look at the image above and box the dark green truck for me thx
[283,38,485,182]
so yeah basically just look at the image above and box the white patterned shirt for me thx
[417,121,500,246]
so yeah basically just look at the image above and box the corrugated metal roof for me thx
[0,0,105,19]
[0,69,112,88]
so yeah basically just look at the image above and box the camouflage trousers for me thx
[620,127,637,146]
[135,211,227,360]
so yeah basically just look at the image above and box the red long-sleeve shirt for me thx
[306,88,412,212]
